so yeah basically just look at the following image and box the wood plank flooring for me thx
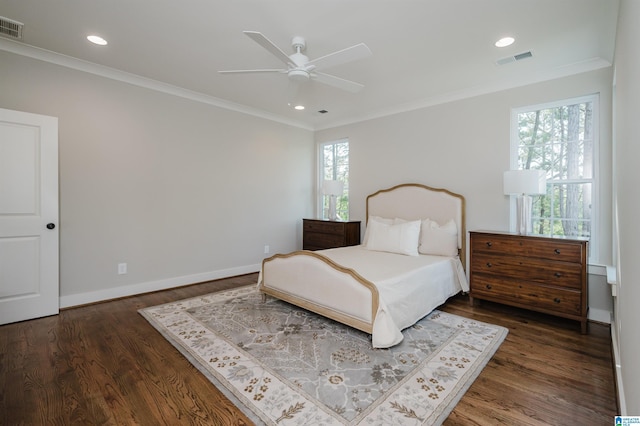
[440,295,617,425]
[0,273,617,425]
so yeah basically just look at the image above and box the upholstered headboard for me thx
[366,183,466,269]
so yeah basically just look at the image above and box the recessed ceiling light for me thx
[87,35,108,46]
[287,101,305,110]
[495,37,515,48]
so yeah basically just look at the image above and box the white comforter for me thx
[309,245,468,347]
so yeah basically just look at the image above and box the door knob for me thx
[46,223,56,230]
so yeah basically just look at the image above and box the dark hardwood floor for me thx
[0,273,617,425]
[440,295,617,425]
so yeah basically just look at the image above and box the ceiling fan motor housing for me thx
[288,45,311,80]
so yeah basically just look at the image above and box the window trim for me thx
[510,94,599,261]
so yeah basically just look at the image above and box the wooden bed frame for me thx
[257,183,466,336]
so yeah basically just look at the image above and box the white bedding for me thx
[259,184,468,348]
[313,245,469,347]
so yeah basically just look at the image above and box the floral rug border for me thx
[140,285,507,425]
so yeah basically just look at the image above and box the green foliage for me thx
[518,100,593,239]
[321,140,350,220]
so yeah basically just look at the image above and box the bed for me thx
[257,183,468,348]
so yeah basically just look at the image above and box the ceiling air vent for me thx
[0,16,24,40]
[496,50,533,66]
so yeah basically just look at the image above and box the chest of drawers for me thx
[469,231,588,333]
[302,219,361,251]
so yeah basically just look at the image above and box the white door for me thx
[0,108,59,324]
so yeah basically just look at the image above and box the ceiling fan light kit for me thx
[219,31,372,98]
[288,69,310,81]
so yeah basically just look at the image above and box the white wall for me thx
[0,39,620,339]
[0,50,315,305]
[316,67,614,318]
[613,0,640,414]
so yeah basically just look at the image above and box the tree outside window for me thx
[513,95,597,242]
[319,139,349,220]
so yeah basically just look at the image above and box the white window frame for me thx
[318,138,349,220]
[510,94,599,261]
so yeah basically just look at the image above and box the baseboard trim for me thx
[59,264,261,309]
[611,314,626,415]
[588,307,612,324]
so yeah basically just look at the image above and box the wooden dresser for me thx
[302,219,361,251]
[469,231,588,333]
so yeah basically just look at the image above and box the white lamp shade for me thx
[503,170,547,195]
[322,180,344,196]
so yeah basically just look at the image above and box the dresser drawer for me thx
[303,232,345,248]
[303,220,346,235]
[471,275,582,315]
[471,234,584,263]
[471,253,583,289]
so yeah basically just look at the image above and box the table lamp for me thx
[503,170,547,235]
[322,180,344,221]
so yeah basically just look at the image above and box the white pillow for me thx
[418,218,458,256]
[365,219,421,256]
[362,216,395,246]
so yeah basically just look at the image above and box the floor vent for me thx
[496,50,533,65]
[0,16,24,40]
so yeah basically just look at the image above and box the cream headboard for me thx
[366,183,466,269]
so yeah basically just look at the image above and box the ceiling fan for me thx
[219,31,372,93]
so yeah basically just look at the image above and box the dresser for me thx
[302,219,361,251]
[469,231,588,333]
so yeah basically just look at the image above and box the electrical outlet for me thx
[118,263,127,275]
[264,245,270,254]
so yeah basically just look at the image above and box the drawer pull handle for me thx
[554,272,562,278]
[486,242,492,247]
[553,298,561,303]
[554,249,561,255]
[486,262,492,268]
[485,284,492,290]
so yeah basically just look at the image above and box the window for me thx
[319,139,349,220]
[511,95,597,250]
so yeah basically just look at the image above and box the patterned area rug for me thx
[140,285,507,425]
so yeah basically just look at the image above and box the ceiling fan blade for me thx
[243,31,292,66]
[307,43,372,71]
[313,72,365,93]
[219,69,285,74]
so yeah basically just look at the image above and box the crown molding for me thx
[315,57,612,131]
[2,38,610,133]
[0,38,313,131]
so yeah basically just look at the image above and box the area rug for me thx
[140,285,507,425]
